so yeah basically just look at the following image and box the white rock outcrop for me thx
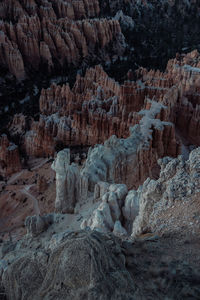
[81,183,128,234]
[80,100,178,194]
[81,147,200,238]
[51,149,80,213]
[131,147,200,237]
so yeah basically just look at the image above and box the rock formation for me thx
[0,0,125,79]
[51,149,80,213]
[81,183,128,235]
[137,50,200,146]
[25,213,61,237]
[81,146,200,238]
[11,50,197,161]
[131,146,200,237]
[0,134,21,177]
[2,230,135,300]
[1,2,200,299]
[1,221,200,299]
[25,214,53,237]
[80,100,180,192]
[52,99,180,213]
[0,0,100,22]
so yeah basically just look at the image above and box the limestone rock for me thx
[131,147,200,237]
[82,183,128,233]
[80,100,179,192]
[113,220,127,237]
[82,147,200,238]
[51,149,80,213]
[2,230,135,300]
[25,214,55,237]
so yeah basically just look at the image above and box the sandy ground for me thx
[0,156,96,242]
[0,158,56,241]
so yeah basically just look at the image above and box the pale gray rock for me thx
[82,183,128,234]
[2,230,136,300]
[122,189,140,233]
[83,202,114,232]
[131,178,162,237]
[25,214,55,237]
[113,221,127,237]
[131,147,200,237]
[107,191,121,220]
[52,149,80,213]
[114,10,135,30]
[94,181,109,200]
[80,100,173,193]
[84,148,200,238]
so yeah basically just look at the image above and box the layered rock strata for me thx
[0,0,100,22]
[81,146,200,238]
[131,146,200,237]
[80,100,180,192]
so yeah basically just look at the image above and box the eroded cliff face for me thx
[51,99,180,215]
[137,50,200,145]
[1,3,200,299]
[0,0,125,80]
[0,0,100,22]
[10,50,199,159]
[80,147,200,239]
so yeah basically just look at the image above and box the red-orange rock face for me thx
[21,65,144,156]
[0,0,124,80]
[0,134,21,177]
[0,0,100,22]
[8,51,200,171]
[137,50,200,145]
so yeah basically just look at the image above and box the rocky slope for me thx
[1,204,200,299]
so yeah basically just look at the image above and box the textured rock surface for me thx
[0,134,21,177]
[2,230,135,300]
[81,183,128,233]
[25,214,55,237]
[1,2,200,299]
[20,50,200,159]
[80,100,179,192]
[81,147,200,239]
[1,227,200,300]
[0,0,124,80]
[51,149,80,213]
[131,146,200,237]
[137,50,200,146]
